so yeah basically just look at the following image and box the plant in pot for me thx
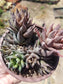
[0,6,63,82]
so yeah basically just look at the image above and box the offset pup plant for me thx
[0,6,63,82]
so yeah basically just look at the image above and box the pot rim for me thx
[0,30,58,82]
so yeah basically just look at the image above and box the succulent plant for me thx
[7,8,36,45]
[5,50,25,73]
[35,24,63,51]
